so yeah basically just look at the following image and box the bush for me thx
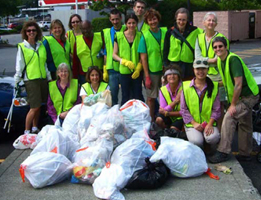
[92,17,111,32]
[0,29,17,35]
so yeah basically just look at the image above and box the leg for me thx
[25,107,41,131]
[185,127,204,148]
[204,127,220,145]
[132,74,144,102]
[32,108,41,128]
[147,97,155,122]
[120,74,131,106]
[155,114,172,129]
[108,72,120,106]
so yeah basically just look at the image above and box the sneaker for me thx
[208,151,229,163]
[24,130,30,135]
[236,154,252,162]
[32,127,39,134]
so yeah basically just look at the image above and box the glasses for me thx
[213,45,224,49]
[195,60,208,65]
[59,70,69,73]
[71,20,80,24]
[26,29,37,33]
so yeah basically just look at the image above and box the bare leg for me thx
[32,107,41,128]
[25,107,41,131]
[156,117,167,129]
[147,97,155,122]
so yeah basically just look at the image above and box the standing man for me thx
[72,20,104,85]
[209,37,259,163]
[133,0,149,32]
[138,8,167,122]
[103,9,126,106]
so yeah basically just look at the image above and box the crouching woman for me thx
[180,58,221,148]
[47,63,81,125]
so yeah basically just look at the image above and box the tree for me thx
[218,0,261,10]
[0,0,21,17]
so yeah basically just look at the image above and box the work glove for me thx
[121,59,135,70]
[103,65,109,82]
[131,62,143,79]
[145,76,152,89]
[14,75,22,90]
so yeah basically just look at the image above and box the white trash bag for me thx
[120,100,151,135]
[36,125,60,144]
[93,132,156,200]
[77,105,93,140]
[150,137,208,178]
[63,104,81,136]
[19,152,73,188]
[13,134,38,149]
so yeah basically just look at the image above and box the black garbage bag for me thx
[151,128,187,149]
[125,158,170,189]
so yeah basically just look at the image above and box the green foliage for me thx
[0,0,21,17]
[92,17,111,32]
[218,0,261,10]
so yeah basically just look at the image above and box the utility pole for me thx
[75,0,78,14]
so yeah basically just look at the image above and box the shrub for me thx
[92,17,111,32]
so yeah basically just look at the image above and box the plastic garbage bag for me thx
[31,128,80,161]
[93,131,156,200]
[84,93,102,106]
[13,134,38,149]
[63,104,81,136]
[19,152,73,188]
[77,105,93,140]
[150,137,208,178]
[253,132,261,146]
[71,138,114,184]
[36,125,60,144]
[83,90,112,107]
[97,90,112,107]
[126,158,169,189]
[120,100,151,136]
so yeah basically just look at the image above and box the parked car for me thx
[37,21,51,29]
[8,22,23,29]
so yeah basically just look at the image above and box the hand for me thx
[228,104,237,117]
[59,111,68,119]
[121,59,135,70]
[174,91,181,104]
[103,65,109,82]
[204,124,214,136]
[192,121,204,132]
[159,107,165,115]
[131,63,142,79]
[145,76,152,89]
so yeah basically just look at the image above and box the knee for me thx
[187,137,204,148]
[156,117,165,128]
[147,97,155,104]
[205,133,220,145]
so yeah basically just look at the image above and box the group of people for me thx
[14,0,259,164]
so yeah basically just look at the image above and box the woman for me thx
[156,64,183,131]
[195,12,229,130]
[14,21,51,134]
[113,14,144,105]
[47,63,81,125]
[80,66,110,102]
[180,58,221,148]
[43,19,71,80]
[66,14,82,59]
[163,7,202,80]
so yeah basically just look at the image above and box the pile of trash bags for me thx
[17,91,210,200]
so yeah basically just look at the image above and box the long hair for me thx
[21,21,42,42]
[206,76,214,98]
[85,66,103,84]
[68,14,82,30]
[50,19,66,43]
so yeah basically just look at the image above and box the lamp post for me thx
[75,0,78,14]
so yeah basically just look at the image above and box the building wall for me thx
[193,11,249,41]
[255,11,261,38]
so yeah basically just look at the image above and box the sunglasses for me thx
[213,45,224,49]
[71,20,80,24]
[26,29,37,33]
[195,60,208,65]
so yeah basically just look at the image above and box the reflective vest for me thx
[217,52,259,103]
[49,79,78,115]
[168,28,202,63]
[82,81,108,95]
[76,32,103,72]
[18,42,47,80]
[160,85,182,122]
[137,22,150,32]
[183,80,218,127]
[44,36,70,68]
[198,32,229,75]
[116,31,141,74]
[103,25,126,71]
[67,30,76,55]
[143,27,167,72]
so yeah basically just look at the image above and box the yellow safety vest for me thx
[82,81,108,95]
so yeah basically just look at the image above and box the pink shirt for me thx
[180,78,221,124]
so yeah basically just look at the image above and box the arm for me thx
[228,76,242,116]
[163,30,171,67]
[112,41,121,62]
[195,37,217,64]
[14,45,25,84]
[79,86,87,103]
[140,53,149,77]
[72,43,80,79]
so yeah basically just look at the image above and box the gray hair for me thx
[203,12,217,23]
[56,63,72,82]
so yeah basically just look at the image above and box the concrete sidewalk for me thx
[0,149,260,200]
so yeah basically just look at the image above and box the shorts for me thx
[157,113,184,131]
[145,74,162,98]
[25,79,48,108]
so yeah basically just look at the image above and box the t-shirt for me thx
[221,55,252,97]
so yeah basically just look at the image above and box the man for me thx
[138,8,167,122]
[209,37,259,163]
[133,0,149,32]
[103,9,126,106]
[72,20,104,85]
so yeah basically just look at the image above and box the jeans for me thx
[120,73,144,106]
[109,71,121,106]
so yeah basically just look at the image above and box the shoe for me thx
[208,151,229,163]
[32,127,39,134]
[236,154,252,162]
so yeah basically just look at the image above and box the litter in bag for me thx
[62,104,81,136]
[19,152,73,188]
[126,158,169,189]
[13,134,38,149]
[150,137,208,178]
